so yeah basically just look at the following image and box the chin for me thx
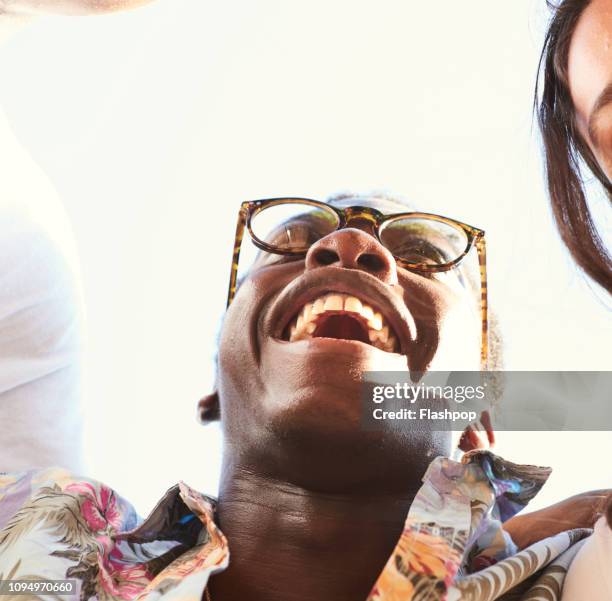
[248,384,450,492]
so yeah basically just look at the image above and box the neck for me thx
[209,462,423,601]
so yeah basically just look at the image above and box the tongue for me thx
[312,314,370,344]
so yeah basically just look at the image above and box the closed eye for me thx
[392,238,455,265]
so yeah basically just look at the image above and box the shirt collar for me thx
[137,451,551,600]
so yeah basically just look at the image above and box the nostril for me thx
[357,253,386,272]
[314,249,339,266]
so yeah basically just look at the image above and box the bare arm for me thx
[503,490,611,550]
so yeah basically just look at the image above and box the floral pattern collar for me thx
[0,451,591,600]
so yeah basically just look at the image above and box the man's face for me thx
[217,198,481,490]
[2,0,152,15]
[568,0,612,180]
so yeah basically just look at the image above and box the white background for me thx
[0,0,610,514]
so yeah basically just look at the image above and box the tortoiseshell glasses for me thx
[226,198,488,368]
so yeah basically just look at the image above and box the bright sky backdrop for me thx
[0,0,610,514]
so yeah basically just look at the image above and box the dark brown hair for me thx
[536,0,612,294]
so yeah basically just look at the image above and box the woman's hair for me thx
[537,1,612,531]
[536,0,612,294]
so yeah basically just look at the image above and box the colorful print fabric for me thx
[366,451,590,601]
[0,452,592,600]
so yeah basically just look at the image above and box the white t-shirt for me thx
[562,515,612,601]
[0,108,84,473]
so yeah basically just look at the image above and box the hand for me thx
[503,490,611,550]
[458,410,495,452]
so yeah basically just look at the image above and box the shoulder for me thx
[0,471,220,600]
[0,469,143,597]
[0,468,138,529]
[0,197,85,472]
[0,194,83,393]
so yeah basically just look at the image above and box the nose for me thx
[305,228,398,285]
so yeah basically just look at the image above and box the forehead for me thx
[567,0,612,134]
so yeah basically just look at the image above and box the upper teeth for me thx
[287,293,399,353]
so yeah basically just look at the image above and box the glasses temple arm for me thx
[226,206,248,307]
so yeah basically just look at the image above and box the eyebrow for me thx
[587,81,612,147]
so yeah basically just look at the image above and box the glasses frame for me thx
[226,197,488,368]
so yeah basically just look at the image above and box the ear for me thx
[197,391,220,424]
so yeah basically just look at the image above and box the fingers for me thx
[458,410,495,452]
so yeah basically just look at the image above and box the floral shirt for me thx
[0,451,591,601]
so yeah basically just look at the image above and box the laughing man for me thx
[0,194,607,601]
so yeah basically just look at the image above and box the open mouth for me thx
[282,292,400,353]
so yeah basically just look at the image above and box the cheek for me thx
[216,285,263,431]
[575,110,612,182]
[216,264,303,429]
[593,138,612,182]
